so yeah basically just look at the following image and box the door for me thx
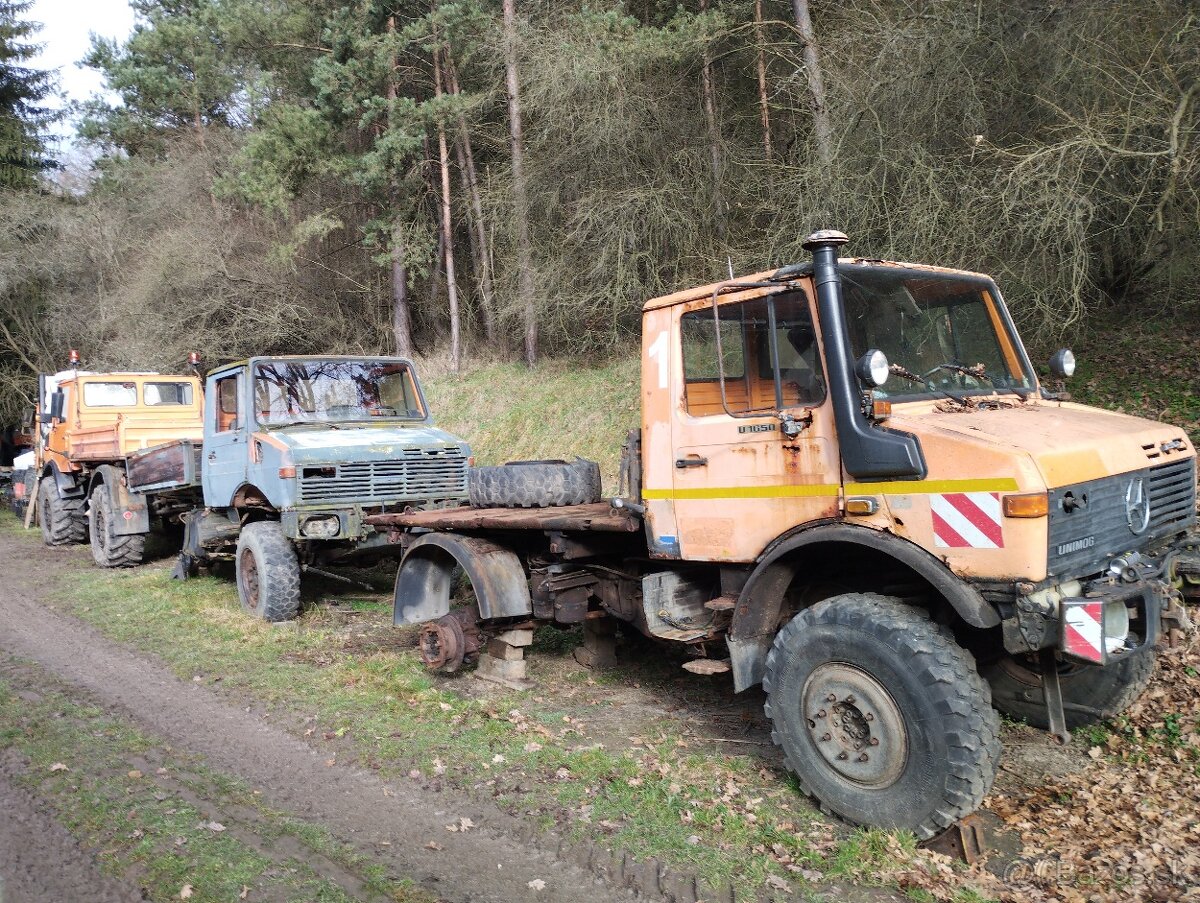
[202,369,248,506]
[670,288,841,562]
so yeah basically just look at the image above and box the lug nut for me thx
[816,710,826,718]
[827,694,836,702]
[820,733,831,742]
[854,742,862,750]
[858,753,869,762]
[845,695,856,704]
[869,738,879,746]
[837,752,848,760]
[865,712,874,722]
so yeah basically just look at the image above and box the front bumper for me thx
[1001,529,1197,662]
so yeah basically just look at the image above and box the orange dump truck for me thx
[368,230,1200,838]
[33,365,204,566]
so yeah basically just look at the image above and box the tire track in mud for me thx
[0,749,147,903]
[0,533,642,903]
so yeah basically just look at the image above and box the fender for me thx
[88,464,151,536]
[393,532,532,626]
[726,522,1000,691]
[43,461,84,499]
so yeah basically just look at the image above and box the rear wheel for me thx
[981,649,1156,730]
[235,521,301,622]
[38,478,87,546]
[763,593,1000,839]
[89,487,146,568]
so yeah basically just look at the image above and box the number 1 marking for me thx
[648,330,669,390]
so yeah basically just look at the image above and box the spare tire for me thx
[469,458,602,508]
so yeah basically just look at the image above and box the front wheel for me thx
[981,649,1156,731]
[763,593,1001,839]
[38,479,87,546]
[235,521,301,622]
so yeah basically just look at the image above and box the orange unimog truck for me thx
[34,359,204,567]
[368,230,1200,838]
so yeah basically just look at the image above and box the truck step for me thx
[704,595,738,611]
[682,658,731,675]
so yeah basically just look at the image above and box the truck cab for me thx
[133,356,471,621]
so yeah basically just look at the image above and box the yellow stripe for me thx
[641,477,1018,501]
[642,484,840,501]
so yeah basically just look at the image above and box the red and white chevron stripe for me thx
[930,492,1004,549]
[1063,601,1105,663]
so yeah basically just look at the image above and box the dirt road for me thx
[0,532,640,903]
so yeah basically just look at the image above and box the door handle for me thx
[675,457,708,469]
[207,452,217,461]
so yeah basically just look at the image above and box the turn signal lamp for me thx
[188,351,201,366]
[278,466,297,479]
[871,400,892,420]
[1003,493,1048,518]
[68,349,80,366]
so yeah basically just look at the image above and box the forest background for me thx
[0,0,1196,428]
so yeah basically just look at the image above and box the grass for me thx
[1060,319,1200,446]
[0,514,954,897]
[420,356,640,491]
[0,664,433,903]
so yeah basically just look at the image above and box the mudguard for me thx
[728,522,1000,691]
[393,532,532,625]
[89,464,151,536]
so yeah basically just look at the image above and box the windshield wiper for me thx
[888,363,973,408]
[927,362,998,387]
[265,420,340,430]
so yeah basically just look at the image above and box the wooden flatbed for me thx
[365,502,641,533]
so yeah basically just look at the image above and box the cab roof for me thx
[641,257,993,312]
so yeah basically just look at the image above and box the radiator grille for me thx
[1047,458,1196,579]
[297,447,468,505]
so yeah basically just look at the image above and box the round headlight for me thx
[1049,348,1075,379]
[856,349,890,387]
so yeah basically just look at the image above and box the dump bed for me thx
[126,440,203,493]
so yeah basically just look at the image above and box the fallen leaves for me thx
[49,762,68,772]
[527,878,546,891]
[445,817,475,833]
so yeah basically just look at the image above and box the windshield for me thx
[841,267,1036,400]
[253,360,426,426]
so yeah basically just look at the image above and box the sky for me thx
[27,0,137,144]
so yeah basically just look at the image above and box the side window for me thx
[215,375,241,432]
[144,382,194,406]
[680,291,824,416]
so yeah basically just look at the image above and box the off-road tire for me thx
[763,593,1001,839]
[468,458,602,508]
[235,521,301,622]
[88,486,146,568]
[982,649,1156,730]
[38,478,87,546]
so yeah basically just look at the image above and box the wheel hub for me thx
[239,548,260,610]
[803,663,907,788]
[418,610,483,673]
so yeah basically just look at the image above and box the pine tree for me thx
[0,0,52,188]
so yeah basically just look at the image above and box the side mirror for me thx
[1049,349,1076,379]
[49,390,65,422]
[855,349,890,387]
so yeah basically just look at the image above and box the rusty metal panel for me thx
[367,502,640,533]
